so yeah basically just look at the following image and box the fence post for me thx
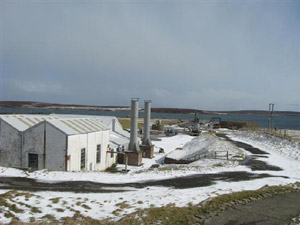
[125,154,128,173]
[226,151,229,160]
[214,151,217,159]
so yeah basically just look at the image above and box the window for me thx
[96,144,101,163]
[81,148,85,169]
[28,153,38,170]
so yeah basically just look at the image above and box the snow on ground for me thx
[1,130,300,224]
[0,176,294,224]
[166,133,213,160]
[167,132,244,161]
[0,133,242,184]
[153,133,194,155]
[0,134,196,184]
[228,130,300,161]
[226,130,300,180]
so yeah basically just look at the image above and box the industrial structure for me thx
[54,114,130,152]
[0,98,154,170]
[0,114,123,171]
[124,98,143,166]
[140,100,154,158]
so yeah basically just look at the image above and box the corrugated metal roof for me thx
[47,118,109,135]
[109,132,129,150]
[51,114,115,127]
[0,115,109,134]
[0,115,53,131]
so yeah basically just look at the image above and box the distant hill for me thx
[0,101,299,116]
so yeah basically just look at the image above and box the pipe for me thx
[129,98,140,152]
[142,100,152,146]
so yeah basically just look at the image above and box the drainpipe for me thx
[43,122,46,169]
[20,132,23,167]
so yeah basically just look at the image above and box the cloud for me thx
[10,80,64,95]
[1,0,299,111]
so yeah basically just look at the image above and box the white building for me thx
[0,114,117,171]
[53,114,131,152]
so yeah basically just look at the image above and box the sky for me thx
[0,0,299,111]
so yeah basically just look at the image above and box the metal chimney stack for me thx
[129,98,140,152]
[142,100,152,146]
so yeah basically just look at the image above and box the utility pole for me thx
[268,103,275,131]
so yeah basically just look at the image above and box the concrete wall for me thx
[67,130,111,171]
[45,123,67,171]
[0,120,21,167]
[22,122,45,169]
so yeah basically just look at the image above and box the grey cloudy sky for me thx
[1,0,299,111]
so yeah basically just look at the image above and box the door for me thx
[28,153,38,170]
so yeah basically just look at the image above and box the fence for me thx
[182,150,229,162]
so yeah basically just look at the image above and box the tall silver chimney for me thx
[142,100,152,146]
[129,98,140,152]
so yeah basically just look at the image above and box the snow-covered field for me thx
[228,130,300,161]
[167,132,245,161]
[0,130,300,224]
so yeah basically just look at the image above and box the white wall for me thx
[0,120,21,167]
[22,122,45,169]
[67,130,111,171]
[67,134,87,171]
[45,123,67,171]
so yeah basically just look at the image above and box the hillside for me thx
[0,101,299,116]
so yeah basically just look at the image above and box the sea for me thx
[0,107,299,130]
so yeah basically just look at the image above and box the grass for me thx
[5,183,300,225]
[115,201,131,209]
[31,207,42,214]
[212,163,223,168]
[0,191,24,215]
[76,201,82,206]
[117,118,181,130]
[55,208,64,212]
[81,204,91,210]
[4,211,15,218]
[156,166,186,172]
[117,118,143,130]
[114,183,300,225]
[41,214,56,221]
[50,197,61,204]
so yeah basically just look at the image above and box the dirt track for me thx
[203,191,300,225]
[0,171,285,193]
